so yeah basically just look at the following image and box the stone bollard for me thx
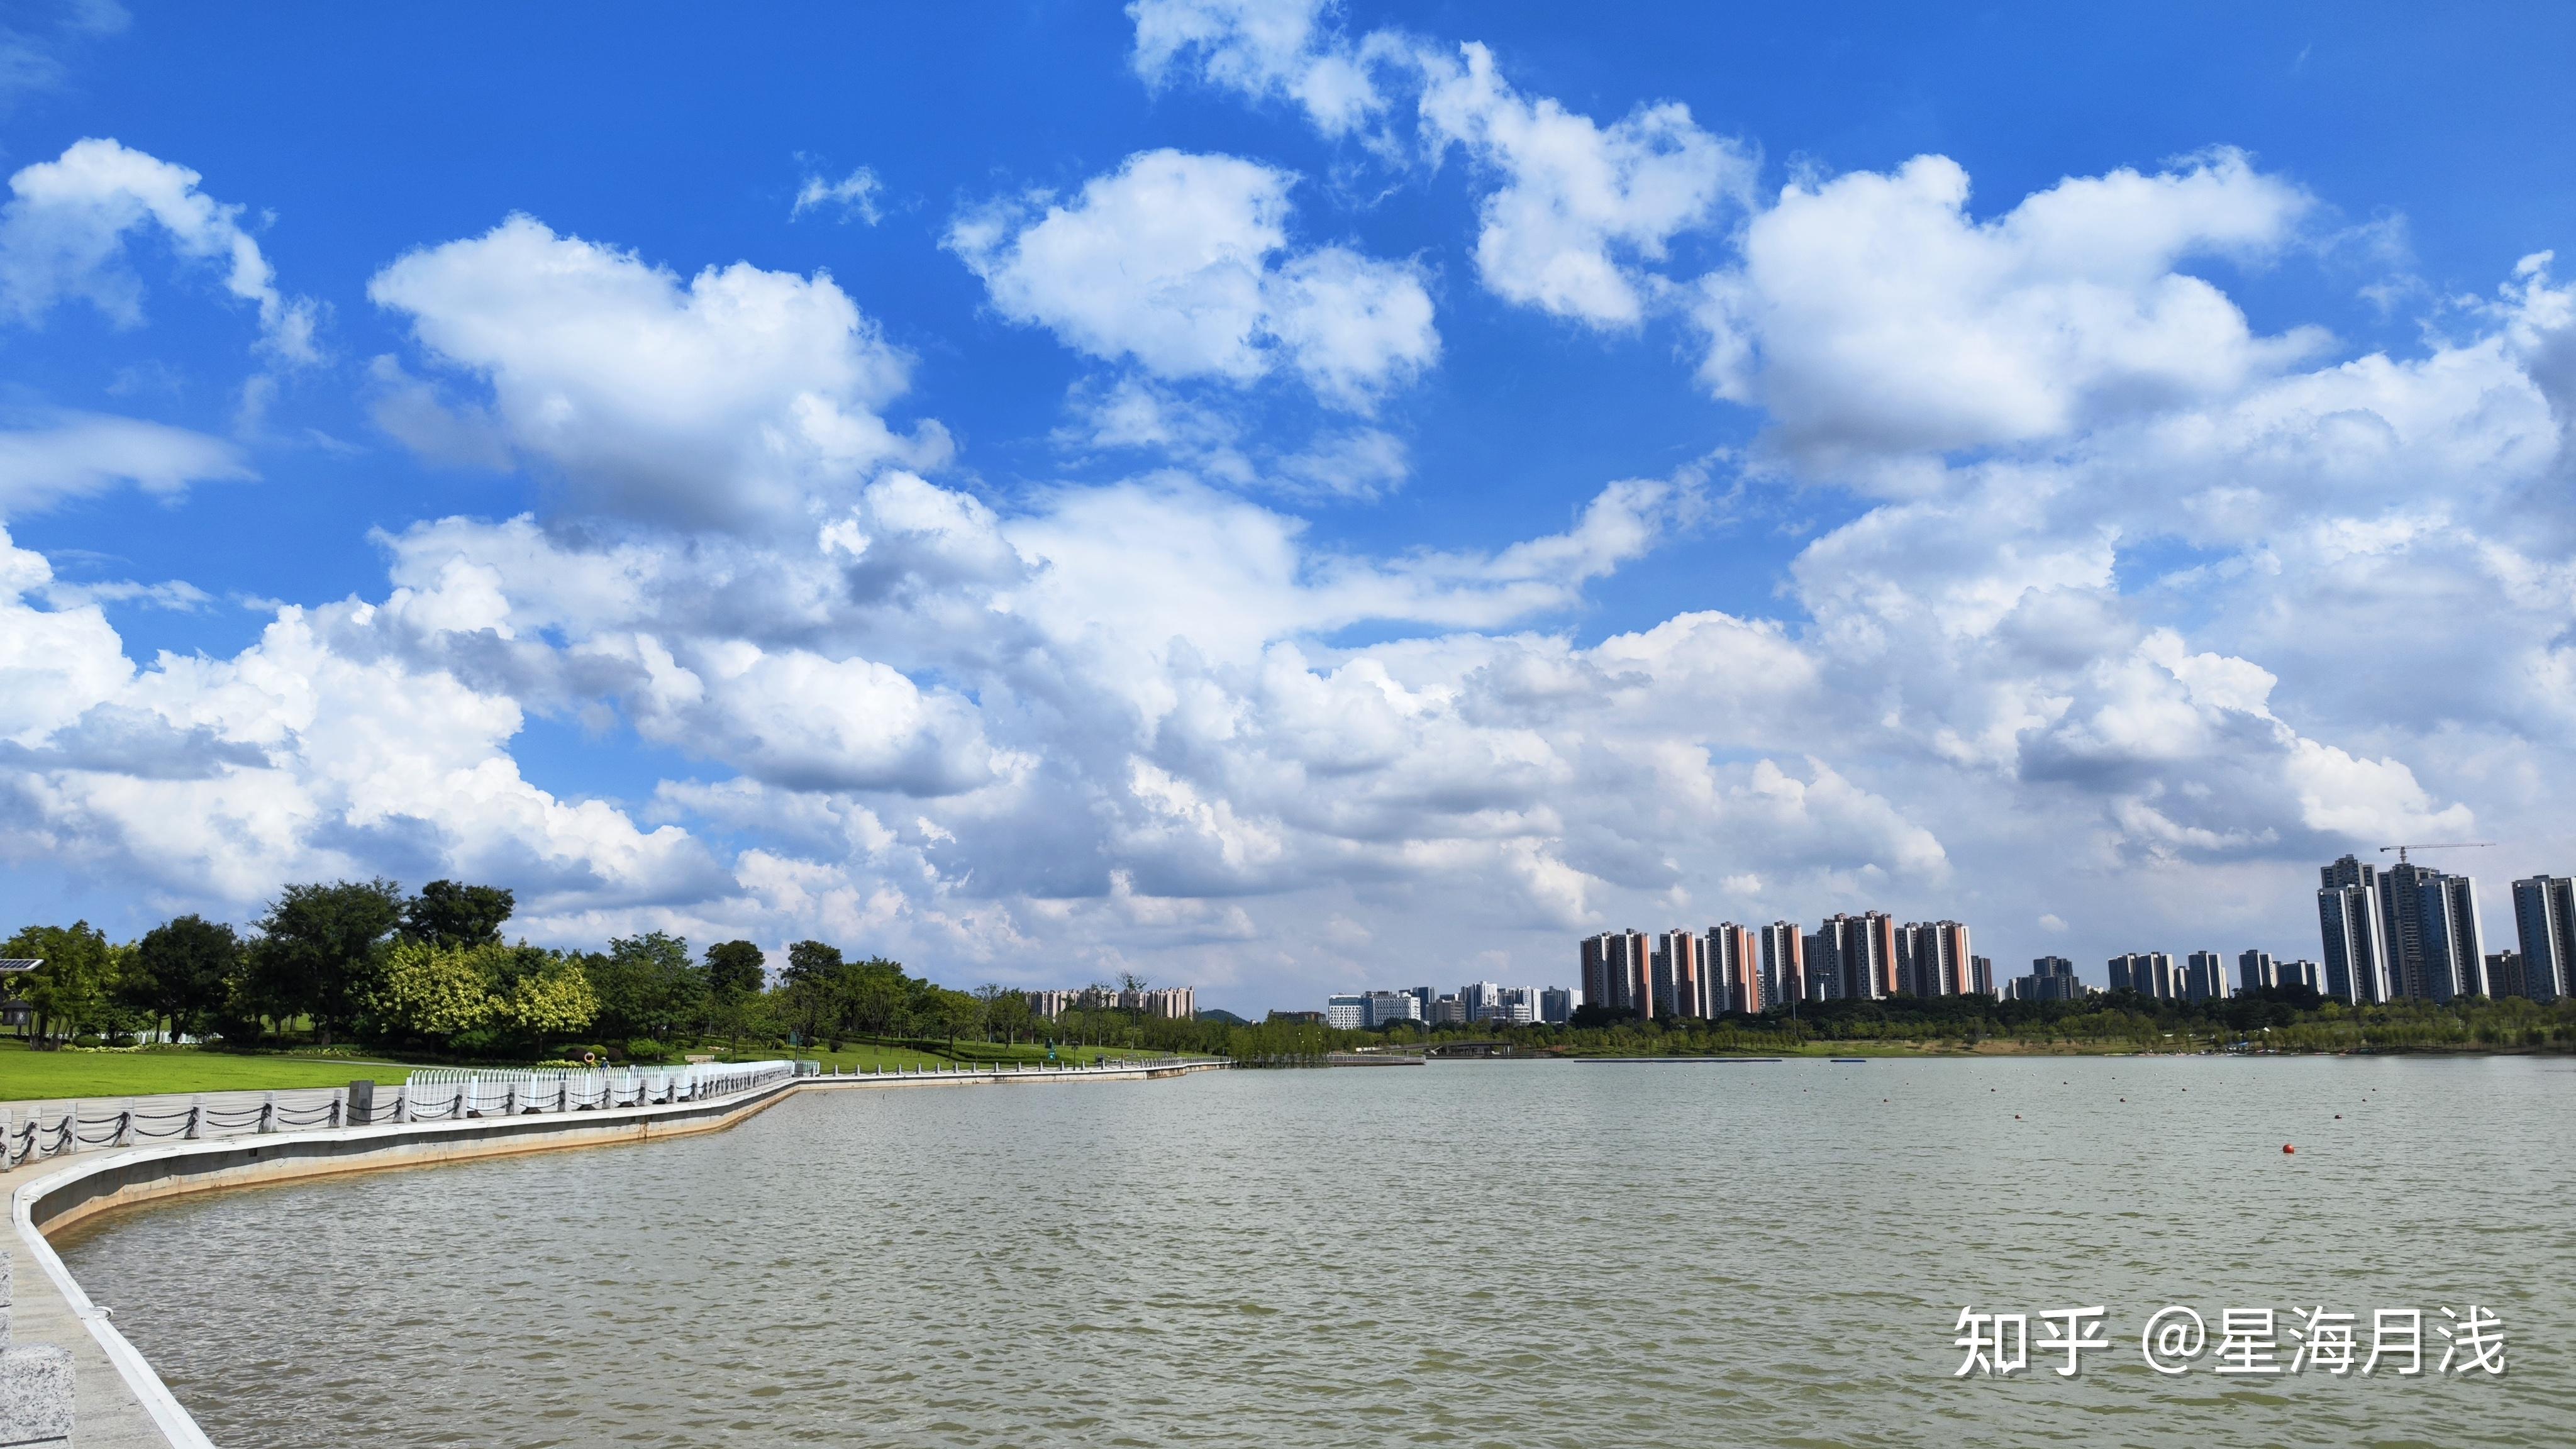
[184,1096,201,1141]
[0,1252,76,1447]
[347,1080,374,1127]
[258,1093,275,1134]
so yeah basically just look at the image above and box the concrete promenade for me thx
[1,1055,1228,1448]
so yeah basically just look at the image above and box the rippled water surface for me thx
[56,1057,2576,1447]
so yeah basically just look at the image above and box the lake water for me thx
[55,1056,2576,1447]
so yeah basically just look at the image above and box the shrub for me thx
[624,1037,670,1062]
[72,1033,103,1048]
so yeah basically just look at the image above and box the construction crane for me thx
[2377,842,2495,865]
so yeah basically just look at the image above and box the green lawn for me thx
[0,1039,414,1101]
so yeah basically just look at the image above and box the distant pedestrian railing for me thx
[0,1060,797,1170]
[0,1055,1226,1170]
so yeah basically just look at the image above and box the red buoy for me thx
[2282,1144,2296,1154]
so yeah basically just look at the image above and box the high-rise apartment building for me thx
[1758,922,1805,1006]
[2109,952,2179,999]
[1900,920,1971,996]
[2380,862,2485,1001]
[2238,950,2277,992]
[2279,958,2321,991]
[1652,930,1703,1019]
[1540,986,1573,1024]
[2318,855,2391,1004]
[2511,874,2574,1002]
[2010,955,2084,1001]
[2487,951,2527,1000]
[1971,955,1993,996]
[1703,923,1760,1014]
[1818,913,1896,1000]
[1580,931,1653,1018]
[1326,994,1366,1030]
[1803,926,1838,1001]
[2182,951,2229,1003]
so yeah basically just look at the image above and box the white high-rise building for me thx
[2318,855,2391,1003]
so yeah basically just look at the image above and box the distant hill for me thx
[1195,1008,1250,1025]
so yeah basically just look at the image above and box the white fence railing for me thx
[0,1061,797,1170]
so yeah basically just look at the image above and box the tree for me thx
[401,880,515,948]
[706,940,767,999]
[246,879,404,1044]
[5,921,118,1045]
[980,985,1032,1045]
[128,915,241,1041]
[367,940,597,1051]
[780,941,842,1046]
[924,986,980,1046]
[702,940,767,1052]
[489,949,599,1040]
[369,938,496,1041]
[584,931,704,1043]
[842,959,908,1043]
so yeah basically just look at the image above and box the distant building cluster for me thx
[2315,854,2568,1004]
[1579,916,1992,1018]
[1028,986,1196,1019]
[2009,852,2574,1008]
[1314,848,2576,1034]
[1324,982,1572,1030]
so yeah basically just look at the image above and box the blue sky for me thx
[4,0,2573,1008]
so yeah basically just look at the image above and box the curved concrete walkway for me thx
[3,1057,1228,1447]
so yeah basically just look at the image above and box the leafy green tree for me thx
[489,948,598,1040]
[369,940,597,1050]
[369,938,497,1041]
[703,940,767,1051]
[246,879,404,1044]
[584,931,704,1043]
[924,985,980,1046]
[779,940,842,1045]
[5,921,118,1045]
[706,940,767,999]
[128,914,242,1041]
[982,984,1031,1044]
[840,958,908,1043]
[401,880,515,948]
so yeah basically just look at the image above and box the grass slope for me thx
[0,1040,414,1102]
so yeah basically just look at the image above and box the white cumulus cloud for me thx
[1693,149,2322,474]
[368,214,950,529]
[0,137,318,361]
[947,149,1436,408]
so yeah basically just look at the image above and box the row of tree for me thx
[4,880,1076,1060]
